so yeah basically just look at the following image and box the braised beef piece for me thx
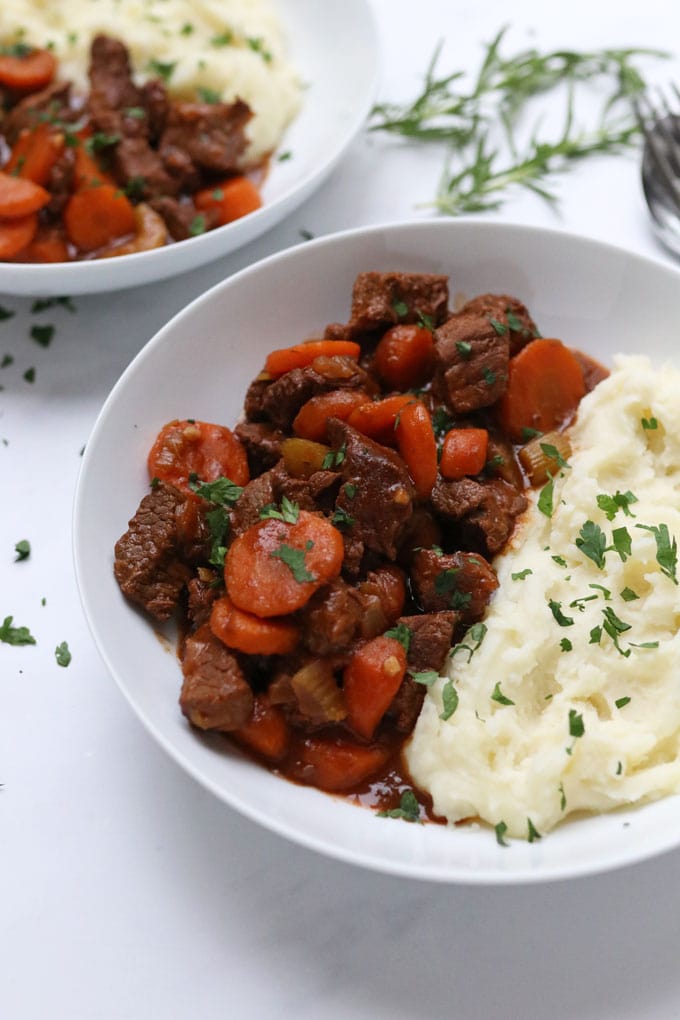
[397,507,443,565]
[243,377,271,422]
[410,548,499,622]
[3,81,73,143]
[299,579,363,656]
[387,611,458,732]
[148,195,209,241]
[113,482,194,619]
[45,148,76,218]
[234,421,286,474]
[186,574,221,629]
[431,476,527,556]
[230,463,339,538]
[329,419,415,560]
[229,471,276,537]
[160,99,251,174]
[139,79,169,142]
[485,429,525,488]
[179,624,253,730]
[434,313,509,413]
[458,293,539,356]
[258,355,369,429]
[325,272,449,341]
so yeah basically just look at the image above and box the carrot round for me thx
[0,49,56,92]
[233,695,290,762]
[210,595,299,656]
[20,226,70,263]
[288,735,392,791]
[373,324,435,390]
[0,171,50,218]
[264,340,361,378]
[148,419,250,492]
[194,176,262,226]
[343,634,408,740]
[346,393,416,446]
[292,389,371,441]
[497,338,586,442]
[0,213,38,259]
[226,511,344,617]
[72,138,115,190]
[63,184,136,252]
[5,124,66,186]
[395,400,438,499]
[440,427,489,480]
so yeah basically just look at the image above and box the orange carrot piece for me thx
[194,175,262,226]
[226,510,344,618]
[0,49,56,92]
[497,338,586,442]
[439,427,489,480]
[233,695,290,762]
[292,389,371,442]
[346,393,416,446]
[148,419,250,492]
[71,138,115,190]
[210,595,299,656]
[289,735,392,791]
[264,340,361,378]
[4,124,66,186]
[0,212,38,259]
[373,324,435,390]
[343,634,408,740]
[0,171,50,218]
[20,225,70,263]
[63,184,136,252]
[395,400,438,499]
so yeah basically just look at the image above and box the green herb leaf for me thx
[620,586,639,602]
[540,443,570,469]
[527,817,542,842]
[259,496,300,524]
[560,637,573,652]
[392,299,409,318]
[0,615,36,646]
[0,305,14,321]
[548,599,574,627]
[321,443,346,469]
[635,522,678,584]
[189,214,207,236]
[575,519,607,568]
[494,820,509,847]
[451,622,487,663]
[551,554,568,567]
[14,539,30,561]
[384,622,412,652]
[491,681,514,705]
[559,782,567,810]
[596,489,638,520]
[416,311,436,332]
[197,86,221,104]
[489,316,507,335]
[537,475,555,518]
[410,669,439,686]
[455,340,472,359]
[270,540,316,583]
[30,324,54,347]
[439,679,459,720]
[377,789,422,823]
[568,708,585,739]
[601,606,632,657]
[615,696,631,709]
[190,475,243,506]
[641,416,658,430]
[23,367,35,384]
[343,482,356,499]
[511,568,532,580]
[55,641,71,667]
[205,507,229,568]
[331,507,355,529]
[85,132,121,153]
[147,58,177,82]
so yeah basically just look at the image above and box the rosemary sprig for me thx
[369,27,666,215]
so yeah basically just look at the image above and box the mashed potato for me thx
[407,355,680,839]
[0,0,301,162]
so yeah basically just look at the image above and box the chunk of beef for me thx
[354,565,406,639]
[115,136,180,198]
[434,313,509,413]
[325,272,449,341]
[459,293,539,356]
[260,356,369,429]
[298,579,363,655]
[113,482,193,619]
[234,421,286,474]
[88,35,140,130]
[139,78,169,141]
[388,611,458,732]
[45,147,75,218]
[230,471,276,537]
[159,99,251,176]
[148,195,212,240]
[3,82,72,143]
[431,477,527,556]
[329,419,414,559]
[410,548,499,622]
[243,376,271,422]
[485,429,525,489]
[230,463,339,538]
[179,624,253,730]
[186,573,221,629]
[397,507,443,565]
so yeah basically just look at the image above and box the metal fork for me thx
[634,86,680,256]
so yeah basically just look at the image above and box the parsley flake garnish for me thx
[511,568,532,580]
[489,316,507,335]
[641,416,658,430]
[439,679,459,720]
[331,507,355,529]
[615,696,631,709]
[451,622,487,663]
[540,443,570,469]
[596,490,638,520]
[259,496,300,524]
[620,587,639,602]
[147,58,176,82]
[384,622,412,652]
[548,599,574,627]
[560,637,573,652]
[322,443,346,469]
[85,132,121,153]
[559,782,567,811]
[575,520,607,568]
[0,615,36,646]
[343,483,356,500]
[0,305,15,321]
[190,475,243,506]
[377,789,422,823]
[568,709,585,739]
[23,367,35,384]
[537,475,555,518]
[55,641,72,667]
[602,606,631,656]
[30,324,54,347]
[635,523,678,584]
[189,214,207,236]
[197,86,221,104]
[416,311,436,332]
[527,817,542,842]
[410,669,439,686]
[14,540,30,562]
[455,340,472,359]
[392,299,409,318]
[270,541,316,583]
[494,821,509,847]
[491,681,514,705]
[482,366,497,385]
[551,554,568,567]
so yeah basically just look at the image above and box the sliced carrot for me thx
[0,49,56,92]
[288,735,391,791]
[21,225,70,263]
[63,184,136,252]
[4,124,66,186]
[0,213,38,259]
[343,635,408,740]
[0,171,50,218]
[72,138,115,190]
[210,595,299,656]
[194,175,262,226]
[496,338,586,442]
[395,401,438,499]
[346,393,416,446]
[440,427,489,480]
[292,389,372,442]
[373,324,435,390]
[264,340,361,378]
[233,695,290,762]
[226,510,344,618]
[148,419,250,492]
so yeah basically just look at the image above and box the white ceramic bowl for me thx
[0,0,377,297]
[74,219,680,883]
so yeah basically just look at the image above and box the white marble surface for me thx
[4,2,680,1017]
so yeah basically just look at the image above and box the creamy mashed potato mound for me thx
[407,355,680,839]
[0,0,301,162]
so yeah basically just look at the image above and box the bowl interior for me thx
[74,219,680,882]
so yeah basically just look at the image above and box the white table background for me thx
[4,2,680,1017]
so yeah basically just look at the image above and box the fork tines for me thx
[634,88,680,213]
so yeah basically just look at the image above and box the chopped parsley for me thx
[559,783,567,810]
[205,508,229,568]
[343,483,357,500]
[270,540,316,583]
[0,306,14,321]
[537,475,555,518]
[548,599,574,627]
[410,669,439,686]
[259,496,299,524]
[455,340,472,359]
[55,641,72,667]
[189,475,243,506]
[321,443,346,469]
[601,606,632,656]
[568,708,585,739]
[489,316,507,335]
[23,367,35,384]
[575,520,607,568]
[511,568,532,580]
[527,817,542,842]
[551,554,568,567]
[0,615,36,646]
[189,214,207,236]
[439,679,459,720]
[615,696,631,709]
[611,526,632,562]
[277,150,292,163]
[596,489,638,520]
[635,522,678,584]
[147,59,177,82]
[620,586,639,602]
[416,310,435,332]
[641,416,658,430]
[14,540,30,562]
[392,299,409,318]
[197,86,221,104]
[451,622,487,663]
[31,295,76,314]
[491,681,514,706]
[124,106,146,120]
[384,622,412,652]
[560,637,573,652]
[482,366,497,385]
[30,324,55,348]
[540,443,570,469]
[494,821,509,847]
[331,507,355,529]
[1,354,13,368]
[85,132,121,153]
[123,176,147,200]
[377,789,422,823]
